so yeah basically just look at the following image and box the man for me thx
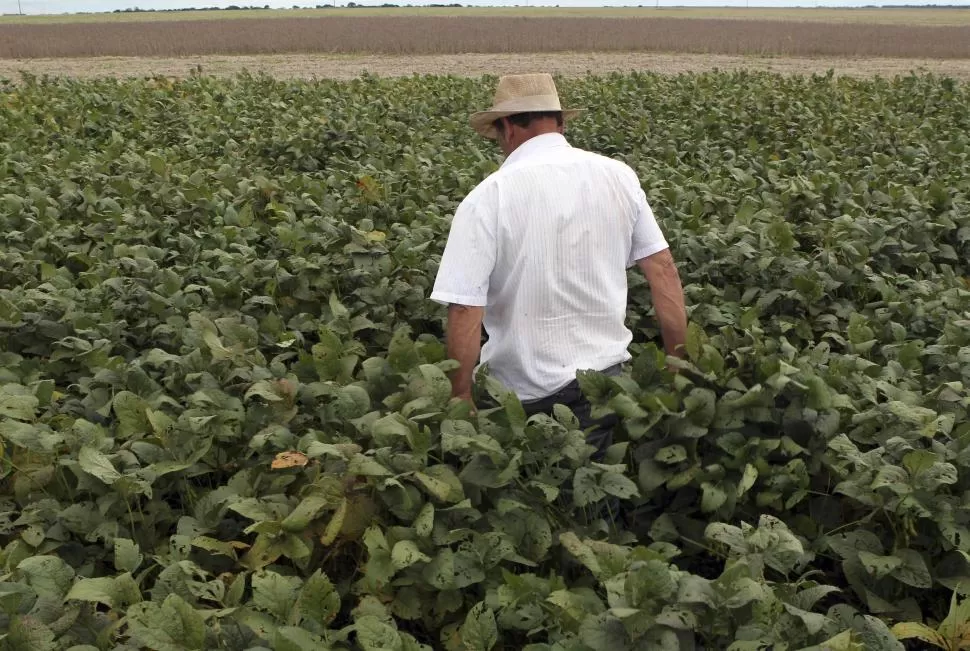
[430,73,687,460]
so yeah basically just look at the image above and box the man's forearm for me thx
[446,304,484,399]
[653,280,687,358]
[638,250,688,359]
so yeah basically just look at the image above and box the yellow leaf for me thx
[271,451,308,470]
[320,498,347,546]
[814,629,864,651]
[950,621,970,649]
[891,622,949,650]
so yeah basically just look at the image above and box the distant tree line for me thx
[109,3,966,14]
[114,6,273,12]
[113,3,465,12]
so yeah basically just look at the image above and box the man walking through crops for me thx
[431,73,688,461]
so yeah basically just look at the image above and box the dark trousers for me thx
[520,366,623,525]
[521,373,620,462]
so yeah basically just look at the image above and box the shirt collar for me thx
[501,132,570,168]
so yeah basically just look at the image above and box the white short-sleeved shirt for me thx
[431,133,668,402]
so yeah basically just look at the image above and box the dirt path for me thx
[3,52,970,81]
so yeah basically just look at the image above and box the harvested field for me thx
[2,16,970,59]
[3,52,970,82]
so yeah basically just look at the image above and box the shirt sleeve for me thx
[430,190,497,307]
[627,183,669,267]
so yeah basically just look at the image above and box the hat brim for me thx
[470,108,584,139]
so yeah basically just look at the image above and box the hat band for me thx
[489,94,563,114]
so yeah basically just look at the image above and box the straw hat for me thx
[470,73,584,139]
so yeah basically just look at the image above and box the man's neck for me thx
[507,130,565,156]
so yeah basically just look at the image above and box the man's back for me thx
[432,133,668,401]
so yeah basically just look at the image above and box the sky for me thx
[2,0,967,13]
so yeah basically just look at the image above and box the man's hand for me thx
[446,304,485,405]
[637,249,688,365]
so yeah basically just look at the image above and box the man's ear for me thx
[501,118,513,141]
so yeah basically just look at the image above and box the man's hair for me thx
[493,111,564,134]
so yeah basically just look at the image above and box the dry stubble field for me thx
[5,52,970,83]
[1,7,969,81]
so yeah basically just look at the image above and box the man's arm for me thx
[637,249,687,360]
[446,304,485,402]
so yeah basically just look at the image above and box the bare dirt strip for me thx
[2,52,970,82]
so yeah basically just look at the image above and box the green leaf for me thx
[78,446,122,485]
[782,602,830,635]
[655,605,697,631]
[859,551,903,580]
[281,495,330,532]
[0,384,38,421]
[251,570,302,622]
[392,540,431,570]
[191,536,241,560]
[677,575,716,606]
[0,420,62,452]
[245,380,285,402]
[706,522,745,553]
[65,577,125,608]
[559,532,602,577]
[701,481,728,513]
[685,322,707,361]
[112,390,151,438]
[579,612,629,651]
[348,454,393,477]
[724,578,767,609]
[415,502,434,538]
[803,630,865,651]
[626,559,677,607]
[414,465,464,503]
[484,375,527,430]
[410,364,452,404]
[684,387,716,426]
[16,555,74,599]
[371,413,413,441]
[388,326,421,373]
[423,548,455,590]
[887,400,937,426]
[356,614,403,651]
[790,584,841,611]
[460,601,498,651]
[0,295,23,324]
[841,611,906,651]
[894,549,932,589]
[225,573,247,608]
[5,616,56,651]
[574,467,606,507]
[737,463,758,497]
[274,626,331,651]
[297,570,340,628]
[228,497,283,523]
[114,538,143,573]
[600,472,640,500]
[655,445,687,464]
[127,594,206,651]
